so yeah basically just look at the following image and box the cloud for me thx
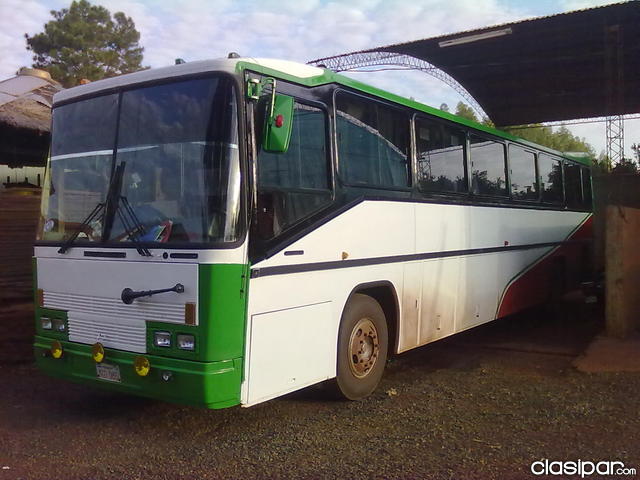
[0,0,55,78]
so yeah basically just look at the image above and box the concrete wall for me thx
[605,205,640,337]
[595,173,640,338]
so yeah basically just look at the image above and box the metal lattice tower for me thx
[606,115,625,163]
[308,52,488,120]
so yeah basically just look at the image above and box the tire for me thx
[332,293,388,400]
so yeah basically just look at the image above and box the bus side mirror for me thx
[263,93,294,153]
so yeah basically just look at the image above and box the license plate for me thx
[96,363,121,382]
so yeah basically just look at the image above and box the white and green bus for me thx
[34,57,593,408]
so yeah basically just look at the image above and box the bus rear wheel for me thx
[332,293,388,400]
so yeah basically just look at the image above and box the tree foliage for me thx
[451,102,596,157]
[504,124,595,157]
[610,158,638,174]
[454,101,493,127]
[454,102,478,122]
[25,0,146,87]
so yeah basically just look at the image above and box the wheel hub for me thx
[349,317,379,378]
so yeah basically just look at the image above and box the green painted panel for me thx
[34,336,242,409]
[33,261,249,408]
[198,263,250,362]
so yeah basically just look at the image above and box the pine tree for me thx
[25,0,146,87]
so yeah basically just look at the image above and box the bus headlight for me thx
[41,317,52,330]
[153,331,171,348]
[177,334,195,351]
[52,318,66,332]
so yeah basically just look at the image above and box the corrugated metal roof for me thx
[311,1,640,126]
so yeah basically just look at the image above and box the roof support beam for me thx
[308,52,487,120]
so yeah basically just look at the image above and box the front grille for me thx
[44,291,185,353]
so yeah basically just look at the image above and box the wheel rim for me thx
[348,317,380,378]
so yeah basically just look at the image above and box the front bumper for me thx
[34,336,242,409]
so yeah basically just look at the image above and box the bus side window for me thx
[469,134,508,196]
[539,154,564,204]
[256,102,331,240]
[508,145,537,200]
[335,91,409,189]
[564,163,582,209]
[415,117,467,194]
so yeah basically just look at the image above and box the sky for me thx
[0,0,637,158]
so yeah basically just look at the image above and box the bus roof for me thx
[54,57,592,167]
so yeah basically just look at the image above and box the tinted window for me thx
[415,117,466,193]
[256,102,331,240]
[539,154,564,203]
[259,103,327,190]
[118,78,230,147]
[565,163,582,208]
[43,76,242,245]
[581,167,593,209]
[51,94,118,156]
[336,92,409,188]
[114,77,241,244]
[508,145,537,200]
[470,135,507,196]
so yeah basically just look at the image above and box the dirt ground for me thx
[1,300,638,480]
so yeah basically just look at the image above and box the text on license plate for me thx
[96,363,121,382]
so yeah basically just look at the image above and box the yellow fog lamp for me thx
[92,343,105,363]
[133,356,150,377]
[50,340,63,359]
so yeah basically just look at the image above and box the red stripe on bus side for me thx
[496,216,594,318]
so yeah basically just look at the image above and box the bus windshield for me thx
[38,75,241,246]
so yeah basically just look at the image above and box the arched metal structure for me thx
[308,51,487,120]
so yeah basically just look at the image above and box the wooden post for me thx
[605,204,640,337]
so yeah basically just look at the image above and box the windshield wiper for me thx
[114,195,152,257]
[58,161,150,256]
[57,202,105,254]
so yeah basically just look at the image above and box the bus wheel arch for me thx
[344,281,399,353]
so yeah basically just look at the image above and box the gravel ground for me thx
[1,301,638,480]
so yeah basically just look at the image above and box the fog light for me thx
[177,334,195,351]
[134,356,150,376]
[51,340,63,359]
[92,343,105,363]
[153,331,171,348]
[161,370,173,382]
[52,318,66,332]
[41,317,52,330]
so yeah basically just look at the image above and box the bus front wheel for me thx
[332,293,388,400]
